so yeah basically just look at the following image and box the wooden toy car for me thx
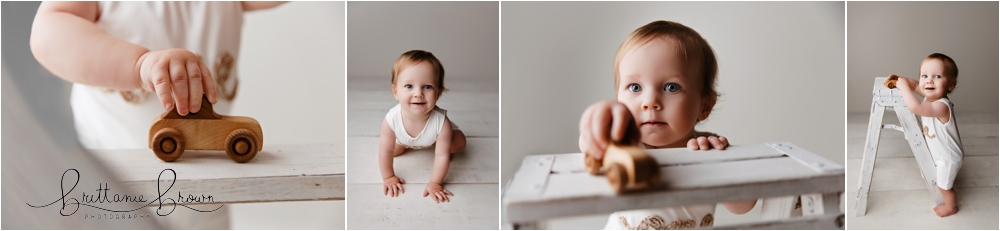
[148,96,263,163]
[584,119,660,193]
[884,74,899,89]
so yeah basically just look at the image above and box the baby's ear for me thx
[698,94,717,121]
[391,84,398,98]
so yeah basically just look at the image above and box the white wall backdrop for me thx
[501,2,844,227]
[846,1,998,113]
[347,1,499,80]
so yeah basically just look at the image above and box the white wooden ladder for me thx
[855,77,944,217]
[503,142,844,229]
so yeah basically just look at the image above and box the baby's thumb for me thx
[422,190,429,197]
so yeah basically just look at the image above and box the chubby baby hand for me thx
[137,49,219,115]
[579,100,638,159]
[423,182,454,203]
[687,135,729,150]
[383,175,405,197]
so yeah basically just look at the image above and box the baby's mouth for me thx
[925,87,936,91]
[410,102,427,106]
[641,121,667,127]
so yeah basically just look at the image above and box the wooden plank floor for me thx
[846,112,998,229]
[346,77,499,230]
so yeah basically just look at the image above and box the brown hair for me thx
[923,53,958,93]
[613,20,719,120]
[392,50,447,95]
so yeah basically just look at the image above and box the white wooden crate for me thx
[89,143,345,203]
[502,142,844,229]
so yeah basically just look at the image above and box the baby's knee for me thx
[450,130,467,153]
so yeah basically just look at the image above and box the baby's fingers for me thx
[199,61,218,104]
[697,137,710,151]
[438,192,450,203]
[443,189,454,196]
[168,60,191,115]
[151,60,175,111]
[687,138,699,150]
[708,136,726,150]
[383,185,388,196]
[398,184,404,195]
[719,137,729,147]
[186,61,204,113]
[609,104,631,144]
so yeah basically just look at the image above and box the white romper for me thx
[69,2,244,229]
[385,104,460,150]
[920,98,964,190]
[73,1,244,150]
[603,146,715,230]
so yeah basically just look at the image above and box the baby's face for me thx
[617,38,705,148]
[393,62,440,117]
[918,59,953,100]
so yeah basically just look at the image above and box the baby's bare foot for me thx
[933,204,958,217]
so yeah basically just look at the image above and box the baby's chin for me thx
[641,132,687,148]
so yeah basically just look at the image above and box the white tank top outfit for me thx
[73,1,243,150]
[385,104,460,150]
[920,98,964,190]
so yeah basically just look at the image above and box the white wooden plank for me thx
[846,156,999,193]
[504,156,844,223]
[712,213,844,230]
[847,122,998,139]
[347,110,499,137]
[87,143,344,203]
[847,137,998,159]
[845,188,999,230]
[848,112,999,126]
[856,99,885,216]
[346,183,499,230]
[345,137,499,184]
[801,192,840,216]
[548,144,787,174]
[760,196,798,221]
[768,142,843,173]
[122,174,345,203]
[89,143,344,181]
[504,155,556,197]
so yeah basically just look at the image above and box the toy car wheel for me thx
[152,128,184,162]
[225,128,258,163]
[607,163,627,193]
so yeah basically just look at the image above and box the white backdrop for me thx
[846,1,998,113]
[501,2,845,227]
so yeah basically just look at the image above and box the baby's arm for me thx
[31,2,217,115]
[424,118,455,203]
[379,119,405,197]
[894,75,951,121]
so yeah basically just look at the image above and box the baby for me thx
[578,21,757,229]
[379,50,468,203]
[889,53,964,217]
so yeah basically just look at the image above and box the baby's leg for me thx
[393,143,407,156]
[933,187,958,217]
[450,130,467,154]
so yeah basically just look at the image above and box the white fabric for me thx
[72,1,243,149]
[385,104,459,150]
[604,204,715,229]
[921,98,964,190]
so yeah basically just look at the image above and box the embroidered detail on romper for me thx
[619,215,695,230]
[215,51,238,101]
[923,125,937,139]
[700,214,713,227]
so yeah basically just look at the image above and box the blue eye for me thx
[404,84,413,89]
[664,83,681,92]
[423,85,433,89]
[921,75,927,78]
[935,75,941,79]
[627,84,641,92]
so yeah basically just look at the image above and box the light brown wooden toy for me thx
[148,95,263,163]
[883,74,899,89]
[584,119,660,193]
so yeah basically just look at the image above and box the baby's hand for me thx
[382,175,405,197]
[422,182,454,203]
[137,49,218,115]
[895,75,912,91]
[579,100,637,159]
[687,135,729,150]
